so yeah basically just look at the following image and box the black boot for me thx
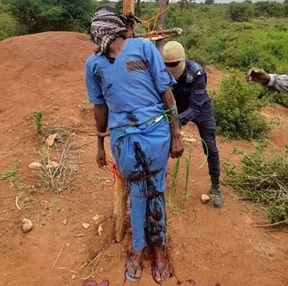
[210,176,223,208]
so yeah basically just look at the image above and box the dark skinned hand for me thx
[96,148,107,169]
[246,68,270,84]
[170,132,184,159]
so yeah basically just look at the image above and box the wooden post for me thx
[123,0,136,38]
[113,174,127,242]
[155,0,170,55]
[112,0,136,243]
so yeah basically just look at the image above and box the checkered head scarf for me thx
[90,7,128,55]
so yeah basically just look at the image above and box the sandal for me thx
[152,264,170,284]
[125,257,142,282]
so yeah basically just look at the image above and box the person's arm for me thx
[178,71,207,125]
[161,89,184,159]
[94,104,108,168]
[246,68,288,92]
[85,57,108,168]
[266,74,288,92]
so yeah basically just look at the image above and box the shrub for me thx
[227,3,253,22]
[223,143,288,224]
[8,0,96,34]
[211,70,270,140]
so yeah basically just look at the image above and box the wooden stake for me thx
[155,0,170,54]
[111,0,136,244]
[113,176,128,242]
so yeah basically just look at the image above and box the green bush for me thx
[227,2,253,22]
[211,71,270,140]
[223,143,288,224]
[270,92,288,108]
[0,11,22,40]
[8,0,97,34]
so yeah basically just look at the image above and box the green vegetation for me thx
[0,166,18,183]
[211,70,270,140]
[0,0,98,36]
[223,143,288,225]
[165,5,288,73]
[33,111,43,134]
[1,0,288,76]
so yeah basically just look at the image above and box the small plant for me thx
[223,143,288,225]
[35,133,78,193]
[231,147,244,155]
[33,111,43,134]
[79,103,94,113]
[48,125,68,144]
[0,166,18,183]
[166,135,196,223]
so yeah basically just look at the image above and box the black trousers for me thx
[193,116,220,178]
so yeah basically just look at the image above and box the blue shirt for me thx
[85,38,176,129]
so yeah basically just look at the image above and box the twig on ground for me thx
[2,195,16,199]
[15,196,21,211]
[51,244,64,270]
[254,220,288,227]
[73,139,95,150]
[0,228,9,237]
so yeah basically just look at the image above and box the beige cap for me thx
[163,41,186,63]
[163,41,186,79]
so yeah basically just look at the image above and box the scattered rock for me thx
[62,219,68,225]
[46,133,57,146]
[22,218,33,233]
[92,214,103,224]
[201,194,210,204]
[28,162,43,170]
[71,273,77,280]
[82,223,90,229]
[97,224,103,235]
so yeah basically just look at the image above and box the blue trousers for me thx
[110,118,170,251]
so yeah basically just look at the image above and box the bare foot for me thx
[126,250,142,281]
[152,245,170,284]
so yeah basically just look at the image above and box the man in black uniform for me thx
[163,41,223,208]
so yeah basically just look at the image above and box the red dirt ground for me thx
[0,32,287,286]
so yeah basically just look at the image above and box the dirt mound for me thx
[0,32,287,286]
[0,32,94,125]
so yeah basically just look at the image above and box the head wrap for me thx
[163,41,186,79]
[90,7,128,55]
